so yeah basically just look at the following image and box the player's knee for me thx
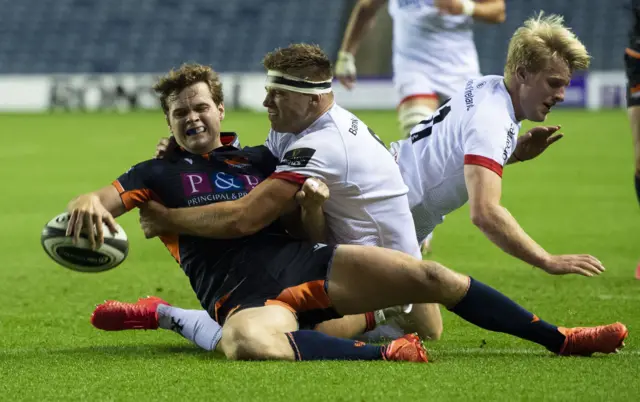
[415,261,468,302]
[398,105,435,137]
[220,323,293,361]
[220,323,269,360]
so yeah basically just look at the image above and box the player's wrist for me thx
[461,0,476,17]
[338,50,355,62]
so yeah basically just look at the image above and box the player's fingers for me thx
[295,191,306,203]
[86,212,97,250]
[73,211,85,245]
[547,134,563,145]
[104,213,119,235]
[94,213,104,249]
[582,255,605,272]
[571,265,594,277]
[66,210,78,236]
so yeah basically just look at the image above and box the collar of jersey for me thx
[296,102,337,136]
[176,132,240,159]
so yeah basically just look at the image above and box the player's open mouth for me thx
[186,126,206,136]
[543,102,553,111]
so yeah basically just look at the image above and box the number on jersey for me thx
[410,100,451,143]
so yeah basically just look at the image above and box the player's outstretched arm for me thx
[464,165,604,277]
[66,185,126,249]
[506,126,564,165]
[139,178,301,239]
[435,0,505,24]
[335,0,387,89]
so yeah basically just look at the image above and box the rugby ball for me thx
[41,212,129,273]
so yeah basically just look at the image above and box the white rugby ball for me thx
[41,212,129,273]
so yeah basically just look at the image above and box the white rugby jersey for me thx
[265,103,421,258]
[391,75,521,242]
[389,0,475,56]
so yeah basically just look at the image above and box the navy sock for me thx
[635,175,640,206]
[286,330,384,361]
[450,277,566,353]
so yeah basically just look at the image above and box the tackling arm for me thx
[471,0,506,24]
[162,178,301,239]
[464,165,551,268]
[339,0,387,55]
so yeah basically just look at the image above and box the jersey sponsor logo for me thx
[279,148,316,168]
[181,173,213,196]
[348,117,359,136]
[181,172,261,202]
[397,0,431,9]
[502,124,517,163]
[184,158,193,165]
[464,80,475,111]
[212,172,246,192]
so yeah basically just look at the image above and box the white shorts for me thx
[392,40,480,103]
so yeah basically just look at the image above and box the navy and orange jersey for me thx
[112,133,295,314]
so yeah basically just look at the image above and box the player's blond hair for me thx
[263,43,333,81]
[504,12,591,80]
[153,63,224,114]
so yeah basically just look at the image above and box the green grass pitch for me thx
[0,109,638,401]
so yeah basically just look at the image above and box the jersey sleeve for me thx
[270,135,345,185]
[462,110,516,178]
[263,130,281,158]
[112,161,155,211]
[243,145,279,176]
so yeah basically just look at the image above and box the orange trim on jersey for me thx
[111,181,180,265]
[214,291,235,322]
[626,47,640,60]
[398,94,439,108]
[159,234,180,264]
[464,154,503,178]
[112,180,153,210]
[265,299,297,313]
[275,279,331,312]
[270,171,308,185]
[631,84,640,95]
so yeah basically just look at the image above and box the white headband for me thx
[265,70,333,94]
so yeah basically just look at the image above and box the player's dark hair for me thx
[263,43,333,81]
[153,63,224,114]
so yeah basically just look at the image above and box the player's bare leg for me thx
[327,245,628,356]
[397,95,439,137]
[218,304,427,362]
[217,305,298,361]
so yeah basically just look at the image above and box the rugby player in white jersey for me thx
[91,44,443,349]
[383,13,605,276]
[335,0,505,137]
[335,0,505,252]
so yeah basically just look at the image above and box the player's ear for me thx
[515,66,528,84]
[218,102,225,121]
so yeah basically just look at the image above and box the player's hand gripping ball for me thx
[41,212,129,272]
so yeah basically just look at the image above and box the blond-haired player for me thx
[390,12,603,276]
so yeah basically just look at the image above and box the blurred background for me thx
[0,0,632,112]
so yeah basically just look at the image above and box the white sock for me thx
[156,305,222,351]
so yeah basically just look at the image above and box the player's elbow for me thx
[469,205,496,230]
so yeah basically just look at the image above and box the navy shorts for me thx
[213,241,342,329]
